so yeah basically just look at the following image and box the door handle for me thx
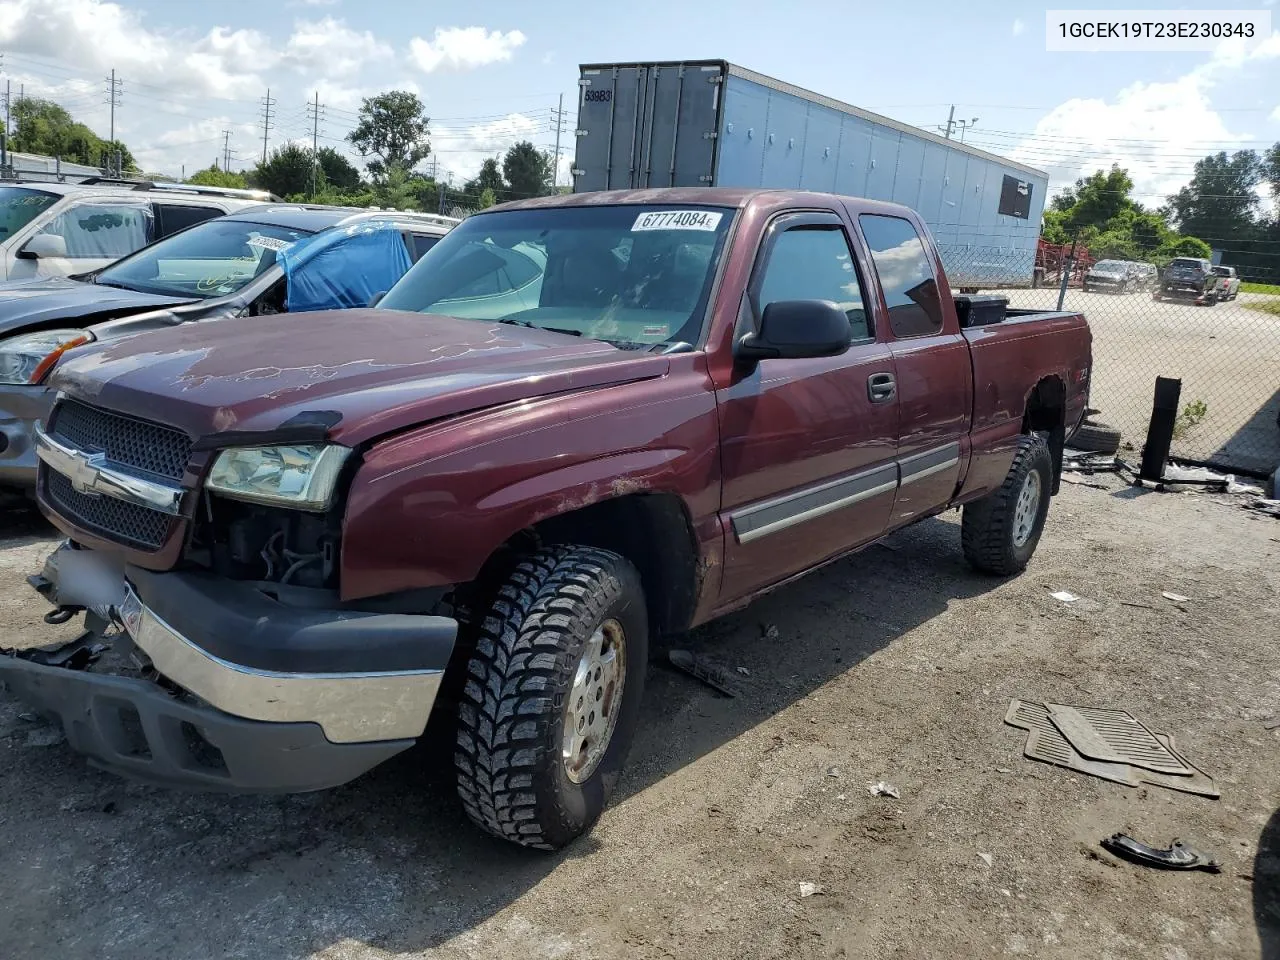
[868,372,896,403]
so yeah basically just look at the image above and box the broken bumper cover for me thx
[4,544,458,792]
[0,383,55,490]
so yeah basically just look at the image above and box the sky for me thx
[0,0,1278,207]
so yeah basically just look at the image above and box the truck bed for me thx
[958,309,1091,499]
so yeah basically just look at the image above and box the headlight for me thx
[206,444,351,511]
[0,329,94,385]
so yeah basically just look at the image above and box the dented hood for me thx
[49,308,671,445]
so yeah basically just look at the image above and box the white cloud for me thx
[1012,18,1025,37]
[0,0,274,99]
[1006,32,1280,202]
[283,17,392,78]
[408,27,527,73]
[290,0,340,6]
[1271,104,1280,122]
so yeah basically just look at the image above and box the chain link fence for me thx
[940,246,1280,477]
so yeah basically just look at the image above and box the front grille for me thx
[46,471,172,549]
[52,399,191,482]
[42,400,191,551]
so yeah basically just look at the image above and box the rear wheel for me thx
[962,434,1053,576]
[454,545,648,850]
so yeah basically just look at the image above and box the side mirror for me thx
[736,300,852,364]
[17,234,68,260]
[369,290,387,308]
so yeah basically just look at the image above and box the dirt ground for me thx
[1,477,1279,960]
[1004,287,1280,477]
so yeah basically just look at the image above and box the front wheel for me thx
[961,434,1053,576]
[454,545,648,849]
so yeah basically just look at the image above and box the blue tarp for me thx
[278,221,413,313]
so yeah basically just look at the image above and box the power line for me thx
[259,88,275,165]
[307,91,325,199]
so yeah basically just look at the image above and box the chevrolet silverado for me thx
[5,188,1091,849]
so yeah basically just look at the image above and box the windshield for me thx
[94,218,315,299]
[1171,258,1204,270]
[379,204,735,348]
[0,187,58,243]
[1211,266,1231,277]
[1093,260,1126,271]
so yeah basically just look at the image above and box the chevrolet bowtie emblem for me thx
[65,450,107,497]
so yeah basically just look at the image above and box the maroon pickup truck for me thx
[8,188,1090,849]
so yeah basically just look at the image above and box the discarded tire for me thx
[1070,420,1122,455]
[454,545,648,850]
[962,433,1053,576]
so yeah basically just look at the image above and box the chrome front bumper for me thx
[31,544,457,746]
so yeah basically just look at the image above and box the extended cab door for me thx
[855,212,972,529]
[714,211,900,603]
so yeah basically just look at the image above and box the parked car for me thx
[8,188,1091,849]
[1132,262,1158,290]
[0,179,273,281]
[1153,257,1221,305]
[1211,265,1241,301]
[1083,259,1138,294]
[0,205,458,495]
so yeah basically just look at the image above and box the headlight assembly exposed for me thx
[205,444,351,511]
[0,329,94,384]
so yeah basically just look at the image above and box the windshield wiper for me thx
[92,277,135,290]
[495,317,582,337]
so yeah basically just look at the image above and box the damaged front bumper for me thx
[3,542,458,793]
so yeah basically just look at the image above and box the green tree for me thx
[1165,149,1261,244]
[188,165,247,189]
[1153,235,1212,261]
[252,144,314,199]
[1052,165,1138,233]
[9,98,135,170]
[1262,143,1280,218]
[346,91,431,180]
[502,141,554,200]
[372,164,421,210]
[316,147,362,191]
[464,157,506,199]
[478,187,498,209]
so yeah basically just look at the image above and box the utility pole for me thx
[105,69,122,146]
[549,93,566,189]
[222,129,231,172]
[306,91,324,198]
[259,87,275,164]
[939,104,956,140]
[4,79,9,139]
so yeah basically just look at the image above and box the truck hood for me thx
[49,309,672,446]
[0,277,196,338]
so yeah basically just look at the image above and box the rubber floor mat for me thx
[1004,700,1218,797]
[1046,704,1193,776]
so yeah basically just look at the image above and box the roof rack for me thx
[75,176,280,202]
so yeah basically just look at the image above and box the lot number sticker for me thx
[247,235,294,252]
[632,210,722,232]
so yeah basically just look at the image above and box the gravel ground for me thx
[1004,287,1280,477]
[1,477,1278,960]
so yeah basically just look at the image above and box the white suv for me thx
[0,179,272,281]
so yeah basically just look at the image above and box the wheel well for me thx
[1022,376,1066,493]
[492,494,701,638]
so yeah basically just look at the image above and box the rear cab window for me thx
[858,214,945,338]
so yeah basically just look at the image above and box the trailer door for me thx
[574,63,722,191]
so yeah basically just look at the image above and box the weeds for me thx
[1173,399,1208,438]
